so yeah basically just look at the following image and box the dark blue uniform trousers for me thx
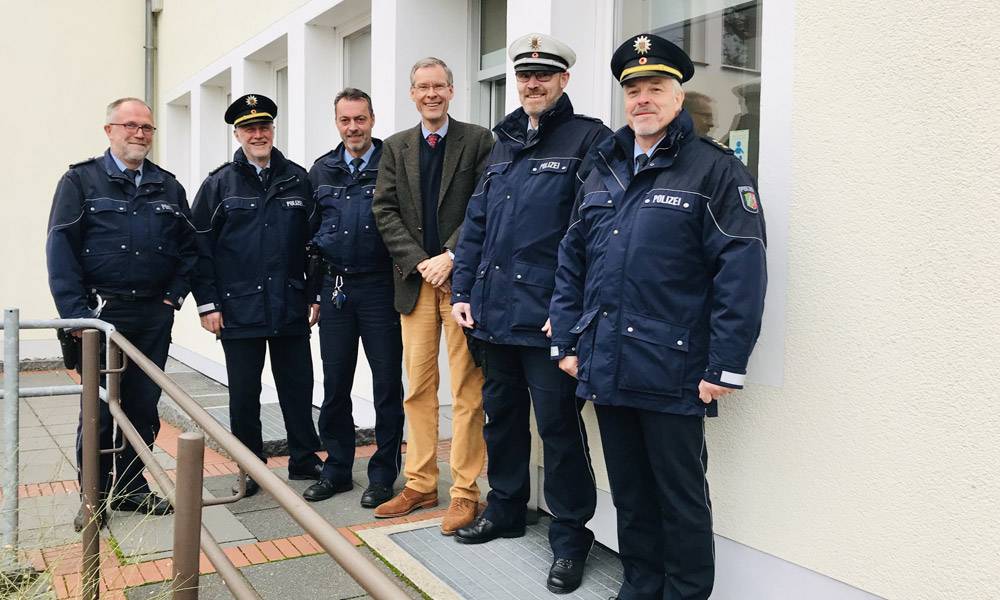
[75,298,174,498]
[318,272,404,487]
[221,335,321,471]
[594,405,715,600]
[481,344,596,559]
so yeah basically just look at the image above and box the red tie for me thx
[426,133,440,149]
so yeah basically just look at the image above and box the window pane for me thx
[275,67,288,152]
[491,78,506,128]
[616,0,762,177]
[480,0,507,69]
[345,27,372,93]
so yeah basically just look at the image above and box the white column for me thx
[302,22,340,162]
[194,84,229,181]
[286,24,308,164]
[163,97,192,191]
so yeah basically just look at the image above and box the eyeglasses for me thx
[515,71,556,83]
[412,83,450,94]
[109,122,157,134]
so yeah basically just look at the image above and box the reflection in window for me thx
[615,0,763,178]
[480,0,507,69]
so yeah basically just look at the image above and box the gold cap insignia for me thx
[633,35,652,55]
[246,95,258,107]
[529,36,541,50]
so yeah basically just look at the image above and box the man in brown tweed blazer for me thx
[372,57,494,534]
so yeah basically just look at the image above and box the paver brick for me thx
[257,540,284,561]
[240,543,268,565]
[272,537,302,558]
[222,545,250,568]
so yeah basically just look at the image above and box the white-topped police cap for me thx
[509,33,576,73]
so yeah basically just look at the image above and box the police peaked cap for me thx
[611,33,695,84]
[509,33,576,73]
[225,93,278,127]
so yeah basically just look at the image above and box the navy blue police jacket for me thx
[451,94,611,347]
[190,147,317,339]
[46,150,197,318]
[307,140,391,275]
[549,110,767,416]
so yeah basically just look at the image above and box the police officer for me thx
[46,97,196,529]
[549,34,768,600]
[301,88,404,507]
[450,33,611,594]
[191,94,323,497]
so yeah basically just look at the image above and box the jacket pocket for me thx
[570,308,600,382]
[509,261,556,331]
[617,311,690,397]
[470,260,490,325]
[284,278,307,325]
[220,280,266,328]
[81,236,129,281]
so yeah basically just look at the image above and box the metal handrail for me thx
[2,312,410,599]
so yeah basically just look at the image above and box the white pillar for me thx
[302,22,340,162]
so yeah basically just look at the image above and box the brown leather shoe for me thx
[373,486,438,518]
[440,497,480,536]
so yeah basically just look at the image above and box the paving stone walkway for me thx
[2,367,622,599]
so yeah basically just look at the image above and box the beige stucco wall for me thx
[706,1,1000,598]
[1,2,144,338]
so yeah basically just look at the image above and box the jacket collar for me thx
[608,108,694,161]
[101,149,165,185]
[234,146,289,176]
[495,93,575,147]
[320,138,383,176]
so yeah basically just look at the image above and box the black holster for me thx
[56,328,80,371]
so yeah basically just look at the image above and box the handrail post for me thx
[173,432,205,599]
[81,330,101,600]
[1,308,19,570]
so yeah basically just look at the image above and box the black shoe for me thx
[302,479,353,502]
[233,475,260,497]
[73,503,107,532]
[454,515,525,545]
[547,557,585,594]
[360,484,393,508]
[109,492,173,515]
[287,462,323,481]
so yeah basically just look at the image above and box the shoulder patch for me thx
[574,114,604,124]
[68,156,98,169]
[208,161,232,176]
[699,136,734,155]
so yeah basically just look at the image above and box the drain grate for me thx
[390,520,623,600]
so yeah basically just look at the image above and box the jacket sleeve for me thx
[45,171,91,319]
[548,183,590,359]
[302,175,323,303]
[700,157,768,388]
[164,181,197,309]
[451,143,500,304]
[190,176,225,315]
[372,139,429,278]
[443,127,495,251]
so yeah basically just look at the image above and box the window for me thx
[344,26,372,92]
[473,0,507,128]
[615,0,763,177]
[274,65,288,152]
